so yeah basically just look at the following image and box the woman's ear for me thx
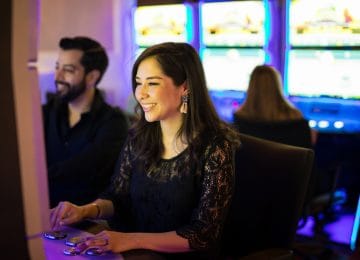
[86,70,100,87]
[181,81,189,95]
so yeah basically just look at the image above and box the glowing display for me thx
[286,49,360,99]
[202,48,265,91]
[290,0,360,47]
[134,4,189,47]
[201,1,265,47]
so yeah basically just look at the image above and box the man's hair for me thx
[59,36,108,85]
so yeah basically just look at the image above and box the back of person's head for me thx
[131,42,239,161]
[236,64,301,121]
[59,36,108,85]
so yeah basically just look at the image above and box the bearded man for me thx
[43,36,129,208]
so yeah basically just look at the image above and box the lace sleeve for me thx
[176,137,235,251]
[99,139,133,211]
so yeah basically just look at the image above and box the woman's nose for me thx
[137,84,149,99]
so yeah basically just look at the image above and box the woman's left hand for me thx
[85,230,138,254]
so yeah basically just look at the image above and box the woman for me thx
[50,42,240,258]
[233,64,316,148]
[235,64,302,121]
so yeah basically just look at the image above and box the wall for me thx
[38,0,136,110]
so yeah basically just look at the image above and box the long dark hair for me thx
[235,65,302,121]
[130,42,240,166]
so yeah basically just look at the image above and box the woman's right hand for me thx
[50,201,84,230]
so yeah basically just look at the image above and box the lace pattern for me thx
[101,135,235,251]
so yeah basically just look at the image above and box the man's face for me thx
[54,49,87,103]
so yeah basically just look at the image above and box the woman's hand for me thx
[85,231,138,254]
[50,201,84,230]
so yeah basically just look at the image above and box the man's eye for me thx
[63,68,75,74]
[135,82,142,87]
[148,82,159,86]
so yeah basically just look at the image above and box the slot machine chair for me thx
[232,116,345,231]
[221,133,314,259]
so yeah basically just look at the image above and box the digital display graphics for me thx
[202,48,265,91]
[134,4,189,47]
[289,0,360,47]
[201,1,265,47]
[286,49,360,99]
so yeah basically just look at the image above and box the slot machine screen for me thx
[202,48,265,92]
[134,4,189,47]
[286,49,360,100]
[289,0,360,47]
[201,1,265,47]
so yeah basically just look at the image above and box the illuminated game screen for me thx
[134,4,189,47]
[201,1,265,47]
[290,0,360,47]
[287,49,360,99]
[202,48,265,91]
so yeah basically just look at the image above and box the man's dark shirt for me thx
[43,90,129,208]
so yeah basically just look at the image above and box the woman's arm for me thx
[50,199,114,230]
[176,137,235,251]
[91,198,115,219]
[87,230,191,253]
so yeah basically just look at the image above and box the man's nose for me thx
[54,68,63,80]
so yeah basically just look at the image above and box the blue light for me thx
[318,120,330,128]
[264,0,270,63]
[350,196,360,251]
[284,0,290,96]
[309,120,317,128]
[334,121,344,129]
[185,3,194,44]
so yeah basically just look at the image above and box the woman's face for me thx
[135,57,186,123]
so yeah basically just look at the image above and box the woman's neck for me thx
[160,116,187,159]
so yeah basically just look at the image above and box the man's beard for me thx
[55,79,87,103]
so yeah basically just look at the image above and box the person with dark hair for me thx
[236,65,303,122]
[50,42,240,258]
[43,36,129,208]
[233,64,315,148]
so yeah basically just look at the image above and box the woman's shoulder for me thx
[201,132,233,156]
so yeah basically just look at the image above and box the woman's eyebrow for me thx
[136,76,163,80]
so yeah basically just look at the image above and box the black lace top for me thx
[100,135,234,253]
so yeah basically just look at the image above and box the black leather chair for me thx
[221,133,314,259]
[232,116,344,231]
[232,117,312,149]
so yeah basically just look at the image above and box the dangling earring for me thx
[180,94,188,114]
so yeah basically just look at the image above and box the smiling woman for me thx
[135,56,186,125]
[50,42,241,259]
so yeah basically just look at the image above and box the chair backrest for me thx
[221,133,314,257]
[232,117,312,149]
